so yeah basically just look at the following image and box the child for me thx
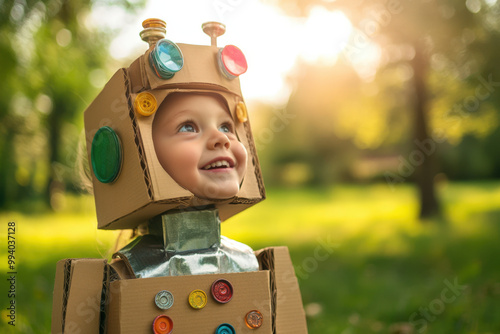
[112,92,260,278]
[52,19,307,333]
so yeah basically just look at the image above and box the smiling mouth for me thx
[201,158,234,170]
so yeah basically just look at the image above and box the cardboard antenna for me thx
[140,18,167,48]
[202,21,226,47]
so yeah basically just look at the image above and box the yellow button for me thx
[236,101,248,123]
[134,92,157,116]
[188,289,207,309]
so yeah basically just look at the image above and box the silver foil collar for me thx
[114,207,259,278]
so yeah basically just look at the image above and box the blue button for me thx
[215,323,235,334]
[149,39,184,79]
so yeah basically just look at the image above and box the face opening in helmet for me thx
[152,92,248,200]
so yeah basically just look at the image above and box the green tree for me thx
[267,0,500,219]
[0,0,144,209]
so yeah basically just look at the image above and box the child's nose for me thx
[207,129,231,150]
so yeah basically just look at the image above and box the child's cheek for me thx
[233,141,248,179]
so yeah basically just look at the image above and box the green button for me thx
[91,126,122,183]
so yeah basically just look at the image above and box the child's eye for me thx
[179,123,196,133]
[218,123,233,133]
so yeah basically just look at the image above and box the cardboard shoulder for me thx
[256,246,309,334]
[51,258,110,334]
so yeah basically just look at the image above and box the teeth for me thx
[203,160,230,170]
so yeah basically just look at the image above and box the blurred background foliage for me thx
[1,0,500,218]
[261,0,500,217]
[0,0,144,211]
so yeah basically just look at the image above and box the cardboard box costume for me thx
[51,19,308,333]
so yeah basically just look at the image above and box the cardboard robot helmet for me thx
[84,19,265,230]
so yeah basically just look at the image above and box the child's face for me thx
[152,94,247,199]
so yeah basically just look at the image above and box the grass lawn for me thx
[1,181,499,333]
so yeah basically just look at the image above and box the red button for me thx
[220,45,247,78]
[153,315,173,334]
[211,279,233,303]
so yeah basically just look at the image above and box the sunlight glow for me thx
[341,27,383,82]
[299,6,352,65]
[90,0,353,104]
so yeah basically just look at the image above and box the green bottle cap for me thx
[91,126,122,183]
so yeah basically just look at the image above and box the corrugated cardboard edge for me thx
[106,278,121,334]
[51,259,108,334]
[256,246,308,334]
[51,259,67,334]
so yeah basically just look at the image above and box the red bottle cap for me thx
[218,45,247,79]
[211,278,233,303]
[153,315,173,334]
